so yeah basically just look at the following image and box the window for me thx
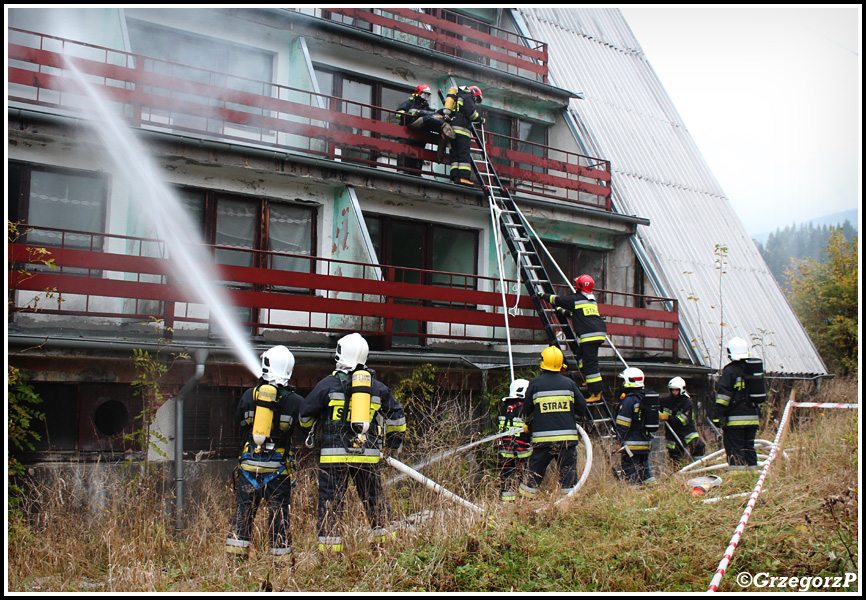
[8,162,108,257]
[540,242,606,295]
[365,215,478,346]
[482,112,548,176]
[314,67,410,166]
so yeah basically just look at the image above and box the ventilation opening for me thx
[93,400,129,436]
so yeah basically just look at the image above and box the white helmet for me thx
[619,367,645,388]
[726,337,750,361]
[668,376,686,392]
[508,378,529,399]
[261,345,295,386]
[335,333,369,372]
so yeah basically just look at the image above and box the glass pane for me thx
[518,120,547,173]
[215,197,257,268]
[269,203,313,274]
[432,226,476,290]
[27,169,107,250]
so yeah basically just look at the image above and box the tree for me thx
[785,229,858,375]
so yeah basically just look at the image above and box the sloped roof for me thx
[514,7,828,375]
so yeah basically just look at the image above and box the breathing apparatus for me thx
[251,346,295,452]
[334,333,375,453]
[441,86,459,116]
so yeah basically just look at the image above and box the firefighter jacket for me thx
[299,371,407,464]
[450,90,484,136]
[542,291,607,344]
[396,94,434,128]
[236,383,303,479]
[714,360,761,428]
[615,389,653,454]
[519,371,588,444]
[660,392,701,446]
[497,396,531,459]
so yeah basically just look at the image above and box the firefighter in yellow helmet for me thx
[299,333,407,552]
[225,345,303,565]
[517,346,588,499]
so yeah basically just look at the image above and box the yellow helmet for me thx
[539,346,564,372]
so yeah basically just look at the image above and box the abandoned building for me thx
[7,8,828,509]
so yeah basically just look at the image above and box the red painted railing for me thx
[313,8,549,82]
[7,28,611,209]
[9,227,678,356]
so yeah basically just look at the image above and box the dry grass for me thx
[7,377,859,592]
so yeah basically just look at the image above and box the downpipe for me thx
[174,349,208,532]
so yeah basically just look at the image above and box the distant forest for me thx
[755,219,857,290]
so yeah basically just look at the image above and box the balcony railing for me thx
[7,28,611,210]
[305,8,549,83]
[9,227,679,357]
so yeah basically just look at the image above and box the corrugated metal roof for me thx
[515,7,828,375]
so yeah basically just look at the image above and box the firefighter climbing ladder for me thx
[459,112,620,452]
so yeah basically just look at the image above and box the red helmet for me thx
[463,85,483,103]
[575,274,595,294]
[413,84,432,96]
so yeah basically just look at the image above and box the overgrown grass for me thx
[7,378,859,592]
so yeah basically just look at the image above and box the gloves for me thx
[659,412,669,421]
[536,292,549,301]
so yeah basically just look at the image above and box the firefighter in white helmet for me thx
[299,333,407,552]
[713,337,765,470]
[496,378,531,502]
[614,367,660,485]
[659,376,706,462]
[225,345,303,565]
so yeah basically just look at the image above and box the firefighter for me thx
[713,337,764,471]
[496,378,532,502]
[659,376,706,462]
[517,346,588,498]
[614,367,659,485]
[299,333,407,552]
[395,84,455,173]
[537,274,607,402]
[225,345,304,564]
[444,85,485,186]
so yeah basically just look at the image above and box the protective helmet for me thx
[668,376,686,392]
[413,84,432,97]
[462,85,483,103]
[726,337,750,361]
[508,378,529,399]
[261,345,295,386]
[335,333,369,371]
[539,346,564,372]
[619,367,645,388]
[575,274,595,294]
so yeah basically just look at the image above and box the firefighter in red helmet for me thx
[395,84,455,174]
[537,274,607,402]
[445,85,485,186]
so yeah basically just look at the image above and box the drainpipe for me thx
[174,349,208,532]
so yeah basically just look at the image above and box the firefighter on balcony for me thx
[299,333,407,553]
[659,377,706,462]
[225,345,303,565]
[713,337,766,471]
[517,346,588,499]
[395,84,455,174]
[497,378,532,502]
[441,85,485,186]
[614,367,659,486]
[537,274,607,402]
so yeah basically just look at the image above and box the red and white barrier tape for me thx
[707,399,857,592]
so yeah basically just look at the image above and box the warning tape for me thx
[706,397,857,592]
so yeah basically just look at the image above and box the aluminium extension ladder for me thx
[462,118,621,452]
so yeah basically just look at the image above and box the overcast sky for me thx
[618,4,861,236]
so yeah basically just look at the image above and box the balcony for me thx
[301,8,549,83]
[9,227,679,358]
[7,28,612,210]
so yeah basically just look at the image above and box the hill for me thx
[752,209,858,245]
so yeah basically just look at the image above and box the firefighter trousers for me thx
[497,454,528,501]
[723,426,759,469]
[226,469,292,558]
[621,451,654,484]
[316,462,392,551]
[520,441,579,496]
[576,340,603,394]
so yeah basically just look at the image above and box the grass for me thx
[6,377,859,593]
